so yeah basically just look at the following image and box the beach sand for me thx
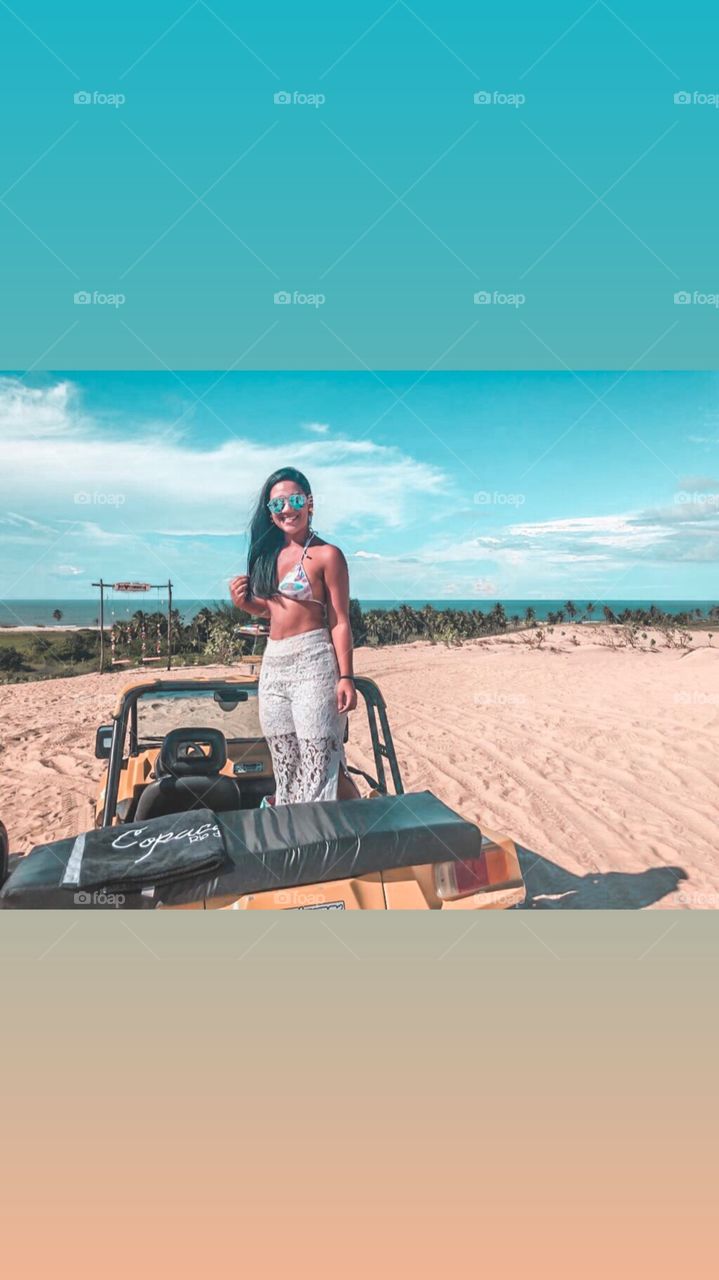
[1,624,717,909]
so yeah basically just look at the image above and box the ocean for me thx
[1,598,716,628]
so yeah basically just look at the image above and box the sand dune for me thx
[1,625,717,909]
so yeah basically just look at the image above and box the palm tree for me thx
[585,602,595,620]
[349,598,366,647]
[524,605,536,627]
[486,602,508,634]
[564,600,577,620]
[397,604,417,642]
[130,609,147,641]
[52,608,63,624]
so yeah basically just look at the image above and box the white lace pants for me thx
[258,628,347,804]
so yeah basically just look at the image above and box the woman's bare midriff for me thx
[265,595,327,640]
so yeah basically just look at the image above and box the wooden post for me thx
[93,580,106,674]
[99,579,105,673]
[167,580,173,671]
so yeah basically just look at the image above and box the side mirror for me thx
[95,724,113,759]
[214,689,248,710]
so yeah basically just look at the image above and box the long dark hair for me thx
[247,467,312,598]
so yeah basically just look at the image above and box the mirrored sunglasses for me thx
[267,493,308,514]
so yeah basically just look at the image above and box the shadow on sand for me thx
[516,847,687,910]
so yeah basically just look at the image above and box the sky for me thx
[1,370,718,603]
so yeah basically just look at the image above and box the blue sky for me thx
[1,370,718,602]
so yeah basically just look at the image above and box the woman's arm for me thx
[244,596,271,619]
[229,575,270,618]
[323,547,357,714]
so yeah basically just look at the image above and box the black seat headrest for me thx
[156,728,227,779]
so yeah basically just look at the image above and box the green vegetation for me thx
[1,601,717,683]
[355,602,719,647]
[0,645,25,673]
[0,628,102,682]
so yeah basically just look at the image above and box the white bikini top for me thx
[276,534,324,606]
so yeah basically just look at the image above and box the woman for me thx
[229,467,360,806]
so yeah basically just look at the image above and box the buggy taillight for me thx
[434,854,489,901]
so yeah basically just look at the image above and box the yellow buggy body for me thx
[88,674,525,911]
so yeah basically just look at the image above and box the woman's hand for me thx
[337,677,357,714]
[229,575,249,608]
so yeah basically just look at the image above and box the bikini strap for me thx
[298,531,314,566]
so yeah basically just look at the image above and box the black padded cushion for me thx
[0,809,226,908]
[156,727,227,778]
[0,791,479,909]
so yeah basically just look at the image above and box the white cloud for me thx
[0,378,84,436]
[53,564,84,576]
[0,511,54,532]
[0,377,450,541]
[303,422,330,434]
[63,521,133,546]
[347,491,719,599]
[508,514,670,550]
